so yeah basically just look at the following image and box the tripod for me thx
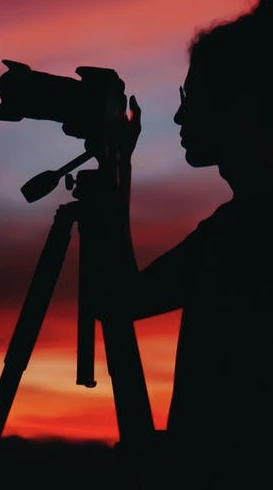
[0,154,155,448]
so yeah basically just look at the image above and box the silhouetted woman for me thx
[94,0,273,487]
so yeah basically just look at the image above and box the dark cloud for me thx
[0,173,231,309]
[130,172,232,266]
[0,222,79,306]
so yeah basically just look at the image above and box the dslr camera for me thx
[0,59,127,140]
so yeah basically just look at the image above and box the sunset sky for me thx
[0,0,257,444]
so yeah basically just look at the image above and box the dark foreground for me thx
[1,435,272,489]
[0,436,131,489]
[0,434,175,489]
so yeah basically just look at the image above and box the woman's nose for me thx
[174,86,185,124]
[174,104,183,125]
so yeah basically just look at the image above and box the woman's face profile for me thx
[174,60,221,168]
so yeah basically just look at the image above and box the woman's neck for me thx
[218,155,273,198]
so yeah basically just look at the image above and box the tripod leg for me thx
[76,204,97,388]
[101,313,155,442]
[0,203,76,437]
[75,168,155,440]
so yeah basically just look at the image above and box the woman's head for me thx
[176,0,273,180]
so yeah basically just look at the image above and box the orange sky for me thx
[0,0,257,443]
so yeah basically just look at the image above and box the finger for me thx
[129,95,141,116]
[129,95,141,134]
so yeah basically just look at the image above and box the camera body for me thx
[0,60,127,140]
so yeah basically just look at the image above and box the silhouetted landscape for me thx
[0,436,127,488]
[2,1,273,488]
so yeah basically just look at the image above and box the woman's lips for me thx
[180,133,187,147]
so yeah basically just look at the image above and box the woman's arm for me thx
[129,244,190,320]
[94,229,198,322]
[85,95,197,321]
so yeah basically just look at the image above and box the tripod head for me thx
[0,60,128,202]
[20,150,94,202]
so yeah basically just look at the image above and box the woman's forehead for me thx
[182,61,210,96]
[183,75,190,93]
[183,62,200,92]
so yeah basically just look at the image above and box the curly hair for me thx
[188,0,273,123]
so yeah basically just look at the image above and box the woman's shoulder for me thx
[196,199,235,233]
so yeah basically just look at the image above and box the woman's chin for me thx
[185,148,215,168]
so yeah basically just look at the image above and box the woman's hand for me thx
[85,95,142,165]
[122,95,142,160]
